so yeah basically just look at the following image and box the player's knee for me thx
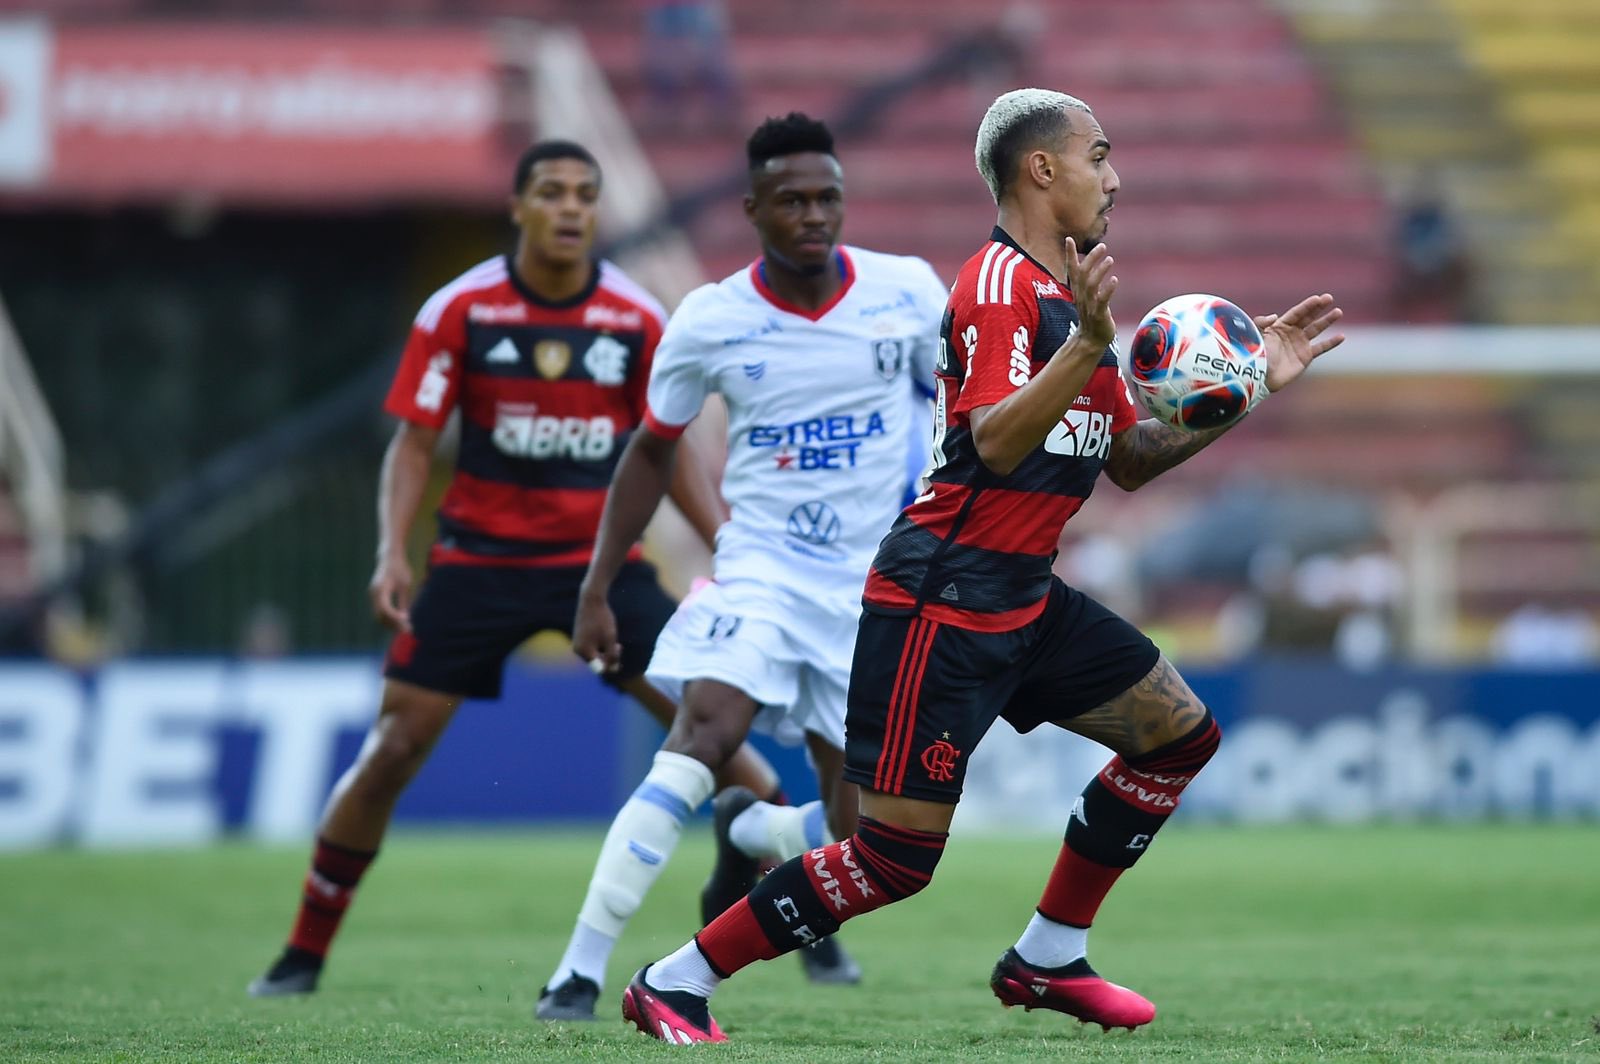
[363,688,454,783]
[1197,711,1221,763]
[662,729,740,772]
[357,720,438,793]
[360,736,425,793]
[851,815,948,903]
[824,792,859,843]
[663,692,752,770]
[1129,708,1221,775]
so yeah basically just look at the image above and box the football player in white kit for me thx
[536,114,949,1020]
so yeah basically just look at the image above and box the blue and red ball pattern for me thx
[1126,294,1266,432]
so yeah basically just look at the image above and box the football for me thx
[1126,293,1269,431]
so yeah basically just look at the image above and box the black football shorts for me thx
[842,577,1160,804]
[382,560,674,699]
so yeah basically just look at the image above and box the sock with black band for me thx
[1018,712,1222,968]
[649,815,947,994]
[286,836,378,961]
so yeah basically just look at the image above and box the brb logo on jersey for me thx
[1043,408,1113,459]
[749,411,886,470]
[492,402,616,460]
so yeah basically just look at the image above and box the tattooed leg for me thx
[1051,655,1208,759]
[1008,655,1221,988]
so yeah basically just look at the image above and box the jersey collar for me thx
[749,247,855,322]
[990,226,1057,279]
[504,254,601,309]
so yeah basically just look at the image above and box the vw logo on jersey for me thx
[786,501,841,546]
[872,338,904,381]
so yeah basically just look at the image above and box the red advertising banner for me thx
[0,21,518,205]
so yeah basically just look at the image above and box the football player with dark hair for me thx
[246,139,782,998]
[538,113,950,1019]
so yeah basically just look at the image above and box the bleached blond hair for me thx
[975,88,1093,203]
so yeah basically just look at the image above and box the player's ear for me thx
[742,192,759,225]
[508,193,524,226]
[1026,150,1054,190]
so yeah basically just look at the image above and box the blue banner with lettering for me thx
[0,657,1595,848]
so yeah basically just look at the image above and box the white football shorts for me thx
[645,576,857,748]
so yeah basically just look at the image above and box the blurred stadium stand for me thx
[0,295,67,608]
[0,0,1597,667]
[561,0,1399,325]
[1441,0,1600,304]
[2,2,1599,851]
[1284,0,1600,324]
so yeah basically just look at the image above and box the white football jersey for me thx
[647,246,948,609]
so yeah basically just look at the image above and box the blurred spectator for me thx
[642,1,739,133]
[1490,604,1599,667]
[1055,531,1142,624]
[1238,543,1342,657]
[43,598,114,668]
[1389,168,1474,322]
[1215,543,1288,659]
[1293,540,1402,669]
[238,601,292,659]
[1218,539,1402,665]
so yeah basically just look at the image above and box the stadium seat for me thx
[584,0,1395,322]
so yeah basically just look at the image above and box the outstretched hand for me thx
[1254,293,1345,392]
[1065,238,1117,350]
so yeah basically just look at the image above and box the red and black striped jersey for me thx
[863,228,1141,631]
[384,254,666,568]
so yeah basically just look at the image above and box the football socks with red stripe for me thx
[1037,711,1221,929]
[683,816,948,981]
[285,836,377,960]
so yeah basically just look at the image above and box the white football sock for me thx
[728,799,829,861]
[1013,911,1089,969]
[547,750,714,991]
[545,921,611,991]
[647,939,723,1000]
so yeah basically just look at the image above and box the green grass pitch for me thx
[3,825,1596,1062]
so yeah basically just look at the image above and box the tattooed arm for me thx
[1102,419,1230,491]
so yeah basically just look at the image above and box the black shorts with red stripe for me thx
[383,560,674,700]
[842,577,1160,804]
